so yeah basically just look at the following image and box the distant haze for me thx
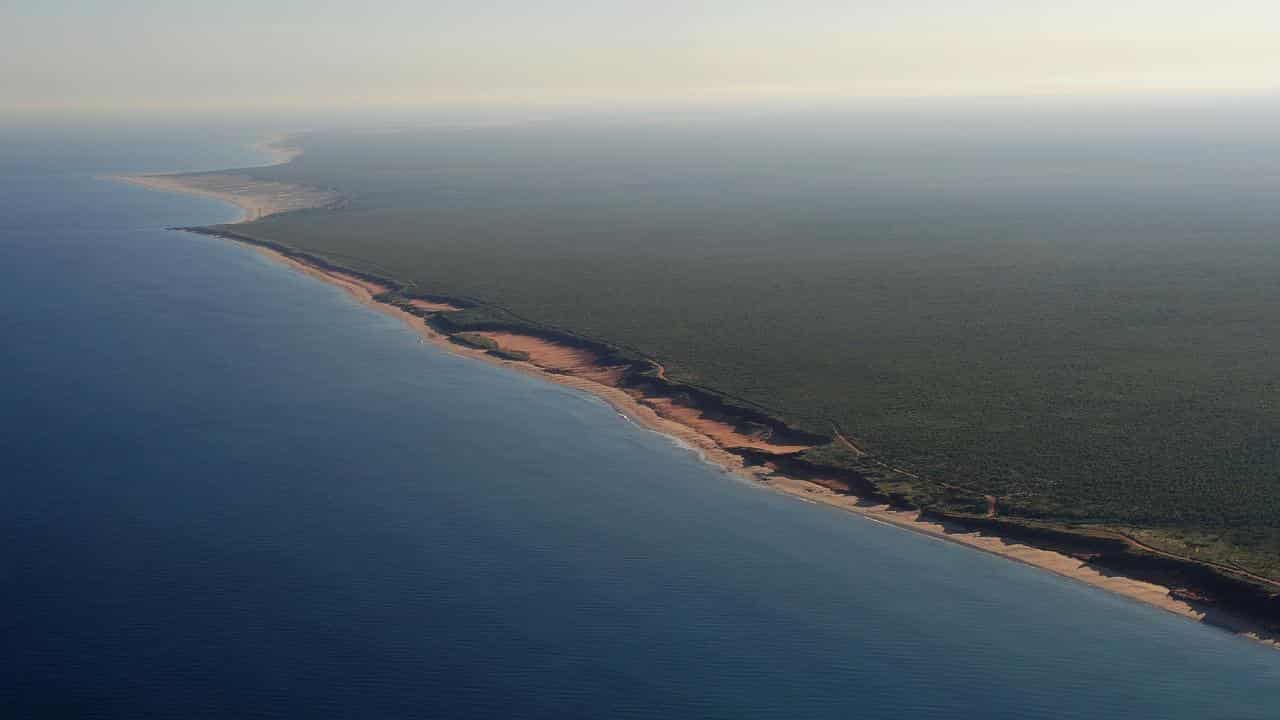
[5,0,1280,115]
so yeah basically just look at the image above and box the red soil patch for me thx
[407,299,463,312]
[641,397,813,455]
[470,332,626,385]
[329,272,391,297]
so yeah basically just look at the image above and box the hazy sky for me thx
[5,0,1279,114]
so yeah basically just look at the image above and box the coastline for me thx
[114,146,1279,649]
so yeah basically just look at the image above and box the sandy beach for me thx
[117,148,1279,650]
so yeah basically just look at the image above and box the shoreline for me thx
[114,144,1279,650]
[246,242,1280,648]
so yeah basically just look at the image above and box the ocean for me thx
[1,125,1278,718]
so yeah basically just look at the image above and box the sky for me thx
[4,0,1280,115]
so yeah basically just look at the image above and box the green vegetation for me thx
[448,331,532,361]
[487,347,532,361]
[222,114,1280,581]
[450,331,500,351]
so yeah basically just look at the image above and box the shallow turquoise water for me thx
[1,131,1278,718]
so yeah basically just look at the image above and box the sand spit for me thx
[113,173,339,222]
[110,135,335,223]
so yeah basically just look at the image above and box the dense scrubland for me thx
[226,105,1280,578]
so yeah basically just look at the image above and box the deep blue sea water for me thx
[2,127,1279,719]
